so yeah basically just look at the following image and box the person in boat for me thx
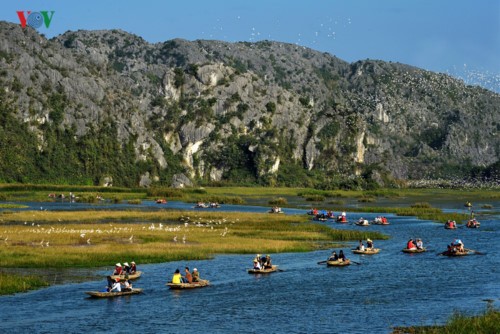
[328,251,338,261]
[381,217,388,224]
[415,238,424,250]
[183,267,193,283]
[407,238,416,250]
[172,269,183,284]
[338,250,346,262]
[253,260,262,270]
[192,268,200,282]
[123,262,130,274]
[106,276,114,292]
[366,238,374,249]
[452,239,465,252]
[113,263,123,275]
[357,240,365,251]
[313,208,318,216]
[263,254,273,269]
[110,278,122,292]
[260,254,267,267]
[122,274,132,291]
[129,261,137,274]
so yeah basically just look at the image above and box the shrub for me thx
[269,197,288,206]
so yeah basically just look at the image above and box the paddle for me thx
[465,248,486,255]
[317,260,327,265]
[349,260,361,265]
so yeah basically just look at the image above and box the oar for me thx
[465,248,486,255]
[349,260,361,265]
[317,260,327,265]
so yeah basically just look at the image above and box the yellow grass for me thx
[0,210,385,268]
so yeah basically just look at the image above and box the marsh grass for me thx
[392,304,500,334]
[357,196,376,203]
[0,273,49,295]
[0,210,386,270]
[481,204,493,209]
[269,197,288,206]
[330,206,469,223]
[127,199,142,205]
[304,195,325,201]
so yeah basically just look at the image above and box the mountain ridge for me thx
[0,21,498,188]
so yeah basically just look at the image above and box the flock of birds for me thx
[0,215,238,247]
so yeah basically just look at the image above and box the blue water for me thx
[0,202,499,333]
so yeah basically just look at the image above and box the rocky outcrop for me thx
[0,21,498,187]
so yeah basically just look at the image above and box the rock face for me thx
[0,21,498,187]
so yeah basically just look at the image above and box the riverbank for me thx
[392,303,499,333]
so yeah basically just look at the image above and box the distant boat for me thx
[86,288,143,298]
[166,279,210,289]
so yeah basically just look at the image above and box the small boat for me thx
[326,259,351,266]
[248,265,278,274]
[110,271,142,281]
[166,279,210,289]
[402,248,426,253]
[268,210,284,214]
[355,219,370,226]
[466,219,480,228]
[352,248,380,255]
[86,288,143,298]
[313,215,328,221]
[440,250,472,257]
[156,199,167,204]
[194,203,209,208]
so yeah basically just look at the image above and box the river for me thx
[0,200,498,333]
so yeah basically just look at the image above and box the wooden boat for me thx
[86,288,143,298]
[355,220,370,226]
[166,279,210,289]
[440,250,472,257]
[110,271,142,281]
[156,199,167,204]
[248,265,278,274]
[326,259,351,266]
[352,248,380,255]
[268,210,284,214]
[402,248,426,253]
[466,220,480,228]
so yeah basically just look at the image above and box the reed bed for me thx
[392,304,500,334]
[0,273,49,295]
[0,210,386,270]
[268,197,288,206]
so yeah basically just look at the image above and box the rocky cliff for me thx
[0,21,498,188]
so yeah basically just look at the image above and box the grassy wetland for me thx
[0,184,498,295]
[0,209,386,294]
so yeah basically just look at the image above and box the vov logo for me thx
[17,11,55,29]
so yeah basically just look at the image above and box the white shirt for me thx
[111,282,121,292]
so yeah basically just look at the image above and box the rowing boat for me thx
[352,248,380,255]
[326,259,351,266]
[402,248,426,253]
[440,250,472,257]
[110,271,142,280]
[86,288,143,298]
[166,279,210,289]
[355,220,370,226]
[248,265,278,274]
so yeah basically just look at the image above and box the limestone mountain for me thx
[0,21,498,188]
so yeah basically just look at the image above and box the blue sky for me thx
[2,0,499,91]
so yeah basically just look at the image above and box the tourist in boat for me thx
[129,261,137,274]
[357,240,365,251]
[110,278,122,292]
[253,260,261,270]
[123,262,130,274]
[328,251,338,261]
[113,263,123,275]
[407,238,416,250]
[172,269,182,284]
[264,255,273,269]
[366,238,374,249]
[452,239,465,253]
[338,250,346,262]
[106,275,114,292]
[122,275,133,291]
[192,268,200,282]
[184,267,193,283]
[415,238,424,250]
